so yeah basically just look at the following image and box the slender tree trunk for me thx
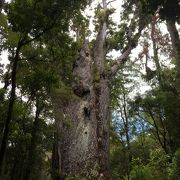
[0,44,21,175]
[51,102,64,180]
[23,99,42,180]
[122,92,131,180]
[151,19,170,154]
[166,19,180,74]
[151,17,162,84]
[118,86,131,179]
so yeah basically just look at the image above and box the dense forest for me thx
[0,0,180,179]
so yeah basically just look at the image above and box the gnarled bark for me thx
[52,40,110,179]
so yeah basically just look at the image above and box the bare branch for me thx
[107,0,116,5]
[102,0,107,8]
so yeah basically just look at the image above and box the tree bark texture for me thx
[51,40,110,179]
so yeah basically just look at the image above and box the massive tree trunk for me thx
[51,39,110,179]
[51,0,111,178]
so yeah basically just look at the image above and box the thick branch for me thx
[166,19,180,56]
[110,8,150,77]
[110,43,135,76]
[93,0,107,73]
[107,0,116,5]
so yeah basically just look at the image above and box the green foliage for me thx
[169,149,180,180]
[129,164,154,180]
[107,23,127,51]
[52,84,80,102]
[6,0,89,34]
[128,149,169,180]
[65,175,87,180]
[139,0,180,22]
